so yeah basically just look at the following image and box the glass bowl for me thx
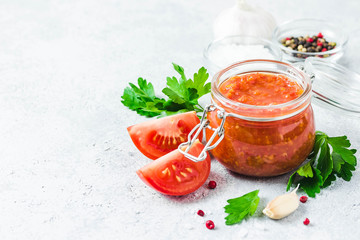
[203,35,282,75]
[273,19,348,62]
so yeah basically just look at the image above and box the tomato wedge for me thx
[136,140,211,196]
[127,111,200,160]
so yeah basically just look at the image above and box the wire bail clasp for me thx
[178,104,227,162]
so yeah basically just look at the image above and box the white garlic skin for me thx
[263,187,300,220]
[213,0,277,40]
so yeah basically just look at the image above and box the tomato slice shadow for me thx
[163,170,226,202]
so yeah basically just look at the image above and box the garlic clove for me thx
[213,0,277,40]
[263,185,300,220]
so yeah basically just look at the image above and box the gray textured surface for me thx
[0,0,359,239]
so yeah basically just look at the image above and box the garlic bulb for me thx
[263,185,300,220]
[213,0,277,40]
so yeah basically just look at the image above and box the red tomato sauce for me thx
[219,73,304,105]
[207,72,315,177]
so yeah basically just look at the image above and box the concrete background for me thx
[0,0,359,239]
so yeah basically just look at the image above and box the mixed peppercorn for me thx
[281,32,336,58]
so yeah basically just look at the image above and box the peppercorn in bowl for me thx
[273,19,348,62]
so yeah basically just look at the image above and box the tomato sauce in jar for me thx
[219,73,304,106]
[207,60,315,177]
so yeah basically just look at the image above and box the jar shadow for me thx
[226,168,290,182]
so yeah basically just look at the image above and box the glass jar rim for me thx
[211,59,312,120]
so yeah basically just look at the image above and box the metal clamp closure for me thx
[293,62,315,82]
[178,104,227,162]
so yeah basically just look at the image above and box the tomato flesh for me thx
[127,111,200,160]
[136,140,211,196]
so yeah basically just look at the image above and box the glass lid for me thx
[304,57,360,116]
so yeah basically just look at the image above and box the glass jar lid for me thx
[304,57,360,116]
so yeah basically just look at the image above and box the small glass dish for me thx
[203,35,282,75]
[273,18,348,62]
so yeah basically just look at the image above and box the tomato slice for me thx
[127,111,200,160]
[136,140,211,196]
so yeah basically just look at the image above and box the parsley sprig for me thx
[224,190,260,225]
[287,131,357,197]
[121,63,210,117]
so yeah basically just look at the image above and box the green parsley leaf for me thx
[322,172,336,188]
[162,85,186,104]
[337,162,356,181]
[327,135,351,148]
[121,63,211,117]
[172,63,187,81]
[187,67,211,98]
[298,168,323,197]
[163,76,189,102]
[224,190,260,225]
[297,161,314,178]
[286,172,296,192]
[121,80,168,117]
[286,131,357,198]
[332,152,345,173]
[131,77,156,101]
[329,137,357,166]
[315,139,332,182]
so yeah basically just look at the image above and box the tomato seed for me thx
[197,210,204,217]
[208,181,217,189]
[206,220,215,230]
[300,196,308,203]
[303,218,310,225]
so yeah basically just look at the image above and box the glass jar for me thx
[206,60,315,177]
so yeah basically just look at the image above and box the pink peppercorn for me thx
[208,181,217,189]
[197,210,204,217]
[300,196,308,203]
[206,220,215,230]
[303,218,310,225]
